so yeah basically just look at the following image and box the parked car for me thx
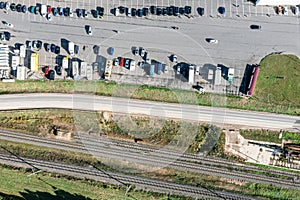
[92,9,98,18]
[77,8,82,17]
[22,5,27,13]
[4,1,9,10]
[45,43,50,52]
[10,3,15,11]
[164,65,168,73]
[48,70,55,80]
[36,40,42,49]
[74,45,79,54]
[3,21,13,28]
[139,47,145,57]
[185,6,192,14]
[157,7,162,15]
[83,9,88,17]
[162,8,168,15]
[126,7,131,17]
[32,40,37,48]
[294,6,300,15]
[179,7,185,14]
[108,47,114,56]
[250,25,261,30]
[137,9,143,17]
[198,7,204,16]
[114,7,119,16]
[26,41,32,49]
[51,44,56,52]
[206,38,218,44]
[119,57,125,67]
[47,5,52,14]
[144,52,150,63]
[58,7,63,16]
[55,65,62,75]
[133,47,138,55]
[86,25,92,35]
[171,54,177,62]
[167,7,172,15]
[35,6,40,14]
[55,46,60,54]
[138,61,145,68]
[52,7,58,16]
[218,7,225,14]
[174,7,179,16]
[131,8,137,17]
[29,6,35,13]
[119,6,125,14]
[0,2,5,9]
[16,4,22,12]
[143,7,149,16]
[124,59,130,69]
[150,6,157,14]
[113,58,119,66]
[46,14,52,21]
[97,6,104,16]
[177,65,181,75]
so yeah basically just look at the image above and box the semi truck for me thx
[72,60,79,80]
[157,62,162,75]
[19,44,26,58]
[104,60,112,80]
[62,56,69,69]
[150,64,155,77]
[214,67,222,85]
[30,53,38,72]
[68,42,75,56]
[188,65,195,84]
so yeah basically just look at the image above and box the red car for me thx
[44,66,50,75]
[119,57,125,67]
[47,5,52,14]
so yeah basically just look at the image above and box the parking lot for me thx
[0,0,299,95]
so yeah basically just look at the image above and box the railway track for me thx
[0,129,299,190]
[0,153,254,200]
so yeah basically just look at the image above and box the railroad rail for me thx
[0,129,299,190]
[0,153,254,200]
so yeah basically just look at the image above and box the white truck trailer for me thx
[188,65,195,84]
[68,42,75,56]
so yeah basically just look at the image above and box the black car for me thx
[137,9,143,17]
[174,7,179,16]
[51,44,56,52]
[55,66,62,75]
[55,46,60,54]
[150,6,156,14]
[52,7,58,16]
[250,25,261,29]
[119,6,125,14]
[162,8,168,15]
[48,70,55,80]
[197,7,204,16]
[58,7,63,16]
[97,6,104,16]
[143,7,149,16]
[179,7,185,14]
[35,6,40,14]
[45,43,50,52]
[157,7,162,15]
[91,9,98,18]
[167,7,173,15]
[10,3,16,11]
[16,4,22,12]
[22,5,27,13]
[36,40,42,49]
[63,7,69,16]
[76,8,82,17]
[131,8,136,16]
[74,45,79,54]
[184,6,192,14]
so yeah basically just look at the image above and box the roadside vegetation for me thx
[0,165,185,200]
[240,129,300,144]
[0,54,299,116]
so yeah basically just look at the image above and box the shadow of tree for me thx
[20,189,92,200]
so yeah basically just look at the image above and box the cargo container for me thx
[19,44,26,58]
[188,65,195,84]
[150,64,155,77]
[214,68,222,85]
[30,53,38,72]
[68,41,74,56]
[62,56,69,69]
[248,65,260,96]
[157,62,162,75]
[72,60,79,80]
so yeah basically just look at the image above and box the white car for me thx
[114,8,120,16]
[3,21,13,28]
[207,38,218,44]
[46,14,52,21]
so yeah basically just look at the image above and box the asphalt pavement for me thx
[0,93,299,130]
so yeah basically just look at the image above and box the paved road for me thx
[0,93,299,129]
[0,0,299,91]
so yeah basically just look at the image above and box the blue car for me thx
[218,7,225,14]
[0,2,5,9]
[22,5,27,13]
[108,47,114,56]
[52,7,58,16]
[137,9,143,17]
[51,44,56,53]
[58,7,63,16]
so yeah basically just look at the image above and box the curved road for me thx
[0,93,299,129]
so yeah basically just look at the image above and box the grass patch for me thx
[0,165,185,200]
[240,129,282,144]
[0,55,300,116]
[247,162,300,174]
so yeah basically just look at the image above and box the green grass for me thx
[0,165,186,200]
[0,55,300,116]
[240,129,282,144]
[256,54,300,109]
